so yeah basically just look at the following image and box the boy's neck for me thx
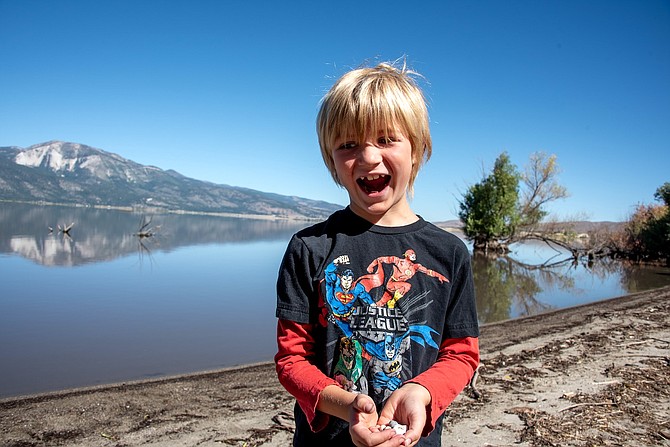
[348,204,419,227]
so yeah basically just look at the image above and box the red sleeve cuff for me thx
[275,319,339,432]
[405,336,480,435]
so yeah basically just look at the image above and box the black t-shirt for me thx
[276,207,479,446]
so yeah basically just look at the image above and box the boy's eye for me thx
[378,135,397,145]
[338,141,358,150]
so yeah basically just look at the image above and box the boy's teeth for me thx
[357,174,390,193]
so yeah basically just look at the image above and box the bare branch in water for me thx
[134,215,161,238]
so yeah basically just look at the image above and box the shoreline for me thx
[0,288,650,404]
[0,360,278,405]
[0,199,329,222]
[1,286,668,446]
[1,286,660,404]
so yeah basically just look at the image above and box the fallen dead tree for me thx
[133,216,161,238]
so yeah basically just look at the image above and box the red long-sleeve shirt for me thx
[275,318,479,435]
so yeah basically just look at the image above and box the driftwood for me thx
[471,218,623,262]
[521,233,613,261]
[134,216,160,238]
[54,222,75,235]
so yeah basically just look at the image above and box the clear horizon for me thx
[1,0,668,222]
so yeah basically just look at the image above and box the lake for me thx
[1,203,669,398]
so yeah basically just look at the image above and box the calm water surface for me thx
[1,203,669,398]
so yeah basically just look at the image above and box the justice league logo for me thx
[349,305,408,340]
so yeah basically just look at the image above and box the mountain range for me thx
[0,141,342,220]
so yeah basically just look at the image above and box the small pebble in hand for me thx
[380,420,407,435]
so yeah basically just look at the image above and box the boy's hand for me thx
[377,383,432,446]
[348,394,408,447]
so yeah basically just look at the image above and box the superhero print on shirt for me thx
[322,255,376,336]
[333,336,368,394]
[358,249,448,308]
[321,249,449,400]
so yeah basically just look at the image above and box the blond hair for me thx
[316,61,432,194]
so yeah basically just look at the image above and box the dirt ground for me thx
[1,286,668,447]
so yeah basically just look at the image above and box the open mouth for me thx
[357,174,390,194]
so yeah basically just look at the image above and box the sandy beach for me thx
[1,286,668,447]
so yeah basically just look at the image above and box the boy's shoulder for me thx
[294,207,369,239]
[294,208,346,237]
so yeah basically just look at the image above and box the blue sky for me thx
[1,0,668,222]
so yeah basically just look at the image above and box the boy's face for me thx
[331,128,414,225]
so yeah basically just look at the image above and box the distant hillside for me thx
[0,141,342,220]
[434,219,624,236]
[434,219,462,230]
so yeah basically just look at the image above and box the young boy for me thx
[275,61,480,447]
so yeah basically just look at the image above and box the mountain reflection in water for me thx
[0,203,306,266]
[1,203,669,398]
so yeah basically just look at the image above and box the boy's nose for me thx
[358,143,383,165]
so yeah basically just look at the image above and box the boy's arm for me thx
[275,318,339,431]
[276,319,409,445]
[403,336,480,435]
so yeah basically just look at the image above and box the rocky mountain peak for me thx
[0,141,342,219]
[14,141,154,182]
[15,141,85,172]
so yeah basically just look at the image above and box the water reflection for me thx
[607,257,670,292]
[473,244,670,323]
[473,252,550,323]
[1,203,670,397]
[0,203,307,266]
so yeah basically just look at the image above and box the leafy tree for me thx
[642,182,670,261]
[615,182,670,264]
[459,151,567,252]
[654,182,670,206]
[458,152,519,251]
